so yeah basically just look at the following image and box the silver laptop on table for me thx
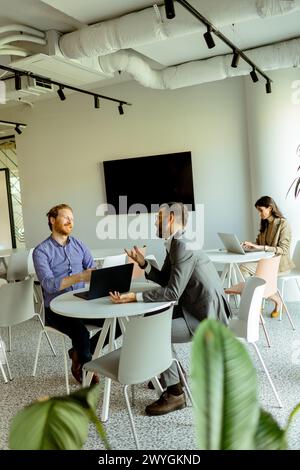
[218,233,261,255]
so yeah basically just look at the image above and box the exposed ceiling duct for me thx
[59,0,300,59]
[57,0,300,91]
[3,0,300,97]
[96,37,300,89]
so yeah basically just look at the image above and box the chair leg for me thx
[0,362,8,383]
[173,358,194,407]
[7,326,11,352]
[62,336,70,395]
[251,343,282,408]
[277,290,296,331]
[35,315,56,355]
[150,376,164,395]
[32,329,44,376]
[124,384,140,450]
[259,313,271,348]
[2,345,12,381]
[279,280,285,321]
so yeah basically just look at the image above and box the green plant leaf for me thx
[9,397,89,450]
[191,319,259,450]
[66,384,100,411]
[254,409,287,450]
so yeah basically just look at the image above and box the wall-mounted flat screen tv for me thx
[103,151,195,214]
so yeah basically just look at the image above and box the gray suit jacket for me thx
[143,236,232,334]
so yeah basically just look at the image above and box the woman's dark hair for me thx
[255,196,284,232]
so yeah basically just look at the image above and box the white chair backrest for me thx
[292,241,300,270]
[235,277,266,343]
[0,277,35,327]
[255,255,280,298]
[6,250,29,282]
[102,253,127,268]
[118,306,173,384]
[27,248,36,276]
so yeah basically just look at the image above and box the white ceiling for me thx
[0,0,298,62]
[0,0,299,127]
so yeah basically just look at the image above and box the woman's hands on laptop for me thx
[242,241,263,251]
[109,291,137,303]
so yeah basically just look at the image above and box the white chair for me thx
[278,240,300,320]
[226,256,295,348]
[102,253,127,268]
[33,323,101,394]
[6,250,30,351]
[0,277,55,383]
[229,276,282,408]
[6,250,29,282]
[27,247,45,322]
[82,306,192,449]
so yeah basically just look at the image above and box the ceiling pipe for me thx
[97,37,300,89]
[59,0,300,59]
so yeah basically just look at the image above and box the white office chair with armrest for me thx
[229,276,282,408]
[82,306,192,449]
[0,277,55,383]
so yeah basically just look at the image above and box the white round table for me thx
[50,287,172,421]
[205,249,274,296]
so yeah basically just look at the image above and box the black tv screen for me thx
[103,152,195,214]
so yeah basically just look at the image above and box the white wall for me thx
[2,76,252,264]
[245,67,300,298]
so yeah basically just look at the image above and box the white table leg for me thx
[85,319,111,386]
[235,264,245,282]
[225,264,233,301]
[101,318,116,422]
[220,265,229,285]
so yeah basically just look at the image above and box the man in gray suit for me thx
[110,202,231,416]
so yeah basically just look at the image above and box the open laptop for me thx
[218,233,261,255]
[74,263,134,300]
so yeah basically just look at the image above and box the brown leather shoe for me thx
[71,365,83,384]
[91,373,100,384]
[68,348,82,384]
[145,391,186,416]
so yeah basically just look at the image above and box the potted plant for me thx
[191,319,300,450]
[9,384,110,450]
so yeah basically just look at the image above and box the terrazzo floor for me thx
[0,301,300,450]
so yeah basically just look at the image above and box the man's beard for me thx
[55,224,72,236]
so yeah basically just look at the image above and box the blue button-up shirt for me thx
[33,236,95,307]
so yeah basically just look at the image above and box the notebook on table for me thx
[217,233,261,255]
[74,263,134,300]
